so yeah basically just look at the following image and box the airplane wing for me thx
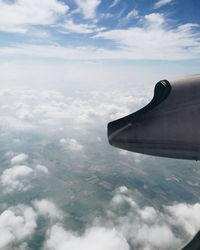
[108,74,200,160]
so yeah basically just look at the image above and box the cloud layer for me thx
[0,87,199,250]
[0,185,198,250]
[42,187,200,250]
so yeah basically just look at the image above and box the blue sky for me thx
[0,0,199,60]
[0,0,199,89]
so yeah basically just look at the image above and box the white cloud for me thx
[0,205,37,248]
[60,138,67,144]
[1,165,33,192]
[138,206,157,221]
[35,164,49,174]
[33,199,63,220]
[0,11,200,61]
[44,225,130,250]
[0,199,64,249]
[0,182,192,250]
[167,203,200,236]
[0,115,36,131]
[60,138,84,151]
[11,153,28,164]
[154,0,173,9]
[126,9,138,19]
[108,187,182,249]
[99,13,113,20]
[119,150,147,163]
[74,0,101,19]
[67,138,84,151]
[93,13,200,60]
[0,0,69,33]
[0,86,152,140]
[109,0,121,9]
[42,186,199,250]
[136,224,177,249]
[119,186,128,193]
[144,12,164,27]
[60,19,97,34]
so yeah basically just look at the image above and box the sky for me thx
[0,0,199,90]
[0,0,200,60]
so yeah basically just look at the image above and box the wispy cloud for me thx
[93,13,200,60]
[126,9,139,19]
[0,13,199,60]
[59,19,105,34]
[109,0,121,9]
[154,0,173,9]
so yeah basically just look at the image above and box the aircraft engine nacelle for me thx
[107,75,200,160]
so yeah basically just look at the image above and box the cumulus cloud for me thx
[1,165,33,193]
[11,153,28,164]
[67,138,84,151]
[0,199,64,249]
[44,225,129,250]
[0,181,197,250]
[0,0,69,33]
[0,205,37,249]
[106,187,183,249]
[74,0,101,19]
[167,203,200,236]
[41,186,200,250]
[33,199,63,220]
[60,138,84,151]
[136,224,177,249]
[35,164,49,174]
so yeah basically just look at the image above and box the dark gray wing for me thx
[108,75,200,160]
